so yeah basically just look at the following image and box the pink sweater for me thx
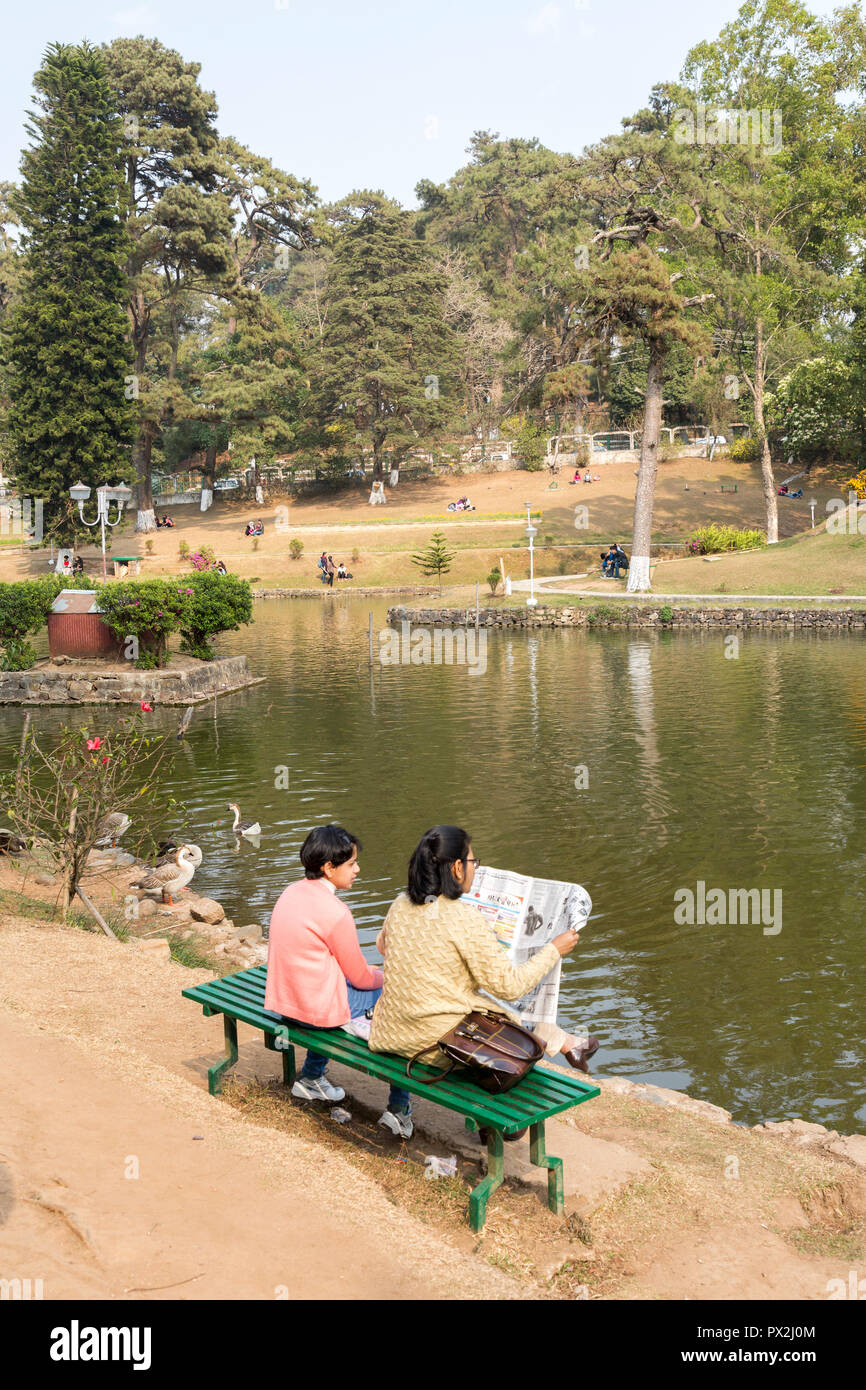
[265,877,383,1027]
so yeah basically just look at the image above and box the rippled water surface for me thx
[3,597,865,1130]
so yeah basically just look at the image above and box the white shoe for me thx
[291,1076,346,1103]
[378,1108,414,1139]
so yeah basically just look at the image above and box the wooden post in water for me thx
[368,612,373,667]
[475,581,479,632]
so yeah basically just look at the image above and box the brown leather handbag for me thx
[406,1010,544,1094]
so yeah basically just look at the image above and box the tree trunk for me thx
[753,314,779,544]
[134,428,156,533]
[627,340,665,593]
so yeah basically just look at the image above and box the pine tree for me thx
[316,192,457,478]
[2,43,135,540]
[411,532,456,592]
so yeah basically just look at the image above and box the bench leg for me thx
[281,1045,296,1088]
[469,1129,504,1233]
[208,1015,238,1096]
[529,1120,564,1216]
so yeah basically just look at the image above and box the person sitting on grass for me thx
[609,543,629,578]
[264,824,413,1130]
[368,825,598,1142]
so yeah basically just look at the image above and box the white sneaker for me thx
[291,1076,346,1103]
[378,1108,414,1139]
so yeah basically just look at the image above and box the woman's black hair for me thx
[407,825,471,904]
[300,824,361,879]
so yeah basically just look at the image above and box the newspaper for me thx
[461,867,591,1028]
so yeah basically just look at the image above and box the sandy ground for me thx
[0,460,843,593]
[2,902,864,1302]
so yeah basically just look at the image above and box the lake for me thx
[3,595,864,1132]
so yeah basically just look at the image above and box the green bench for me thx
[183,965,600,1231]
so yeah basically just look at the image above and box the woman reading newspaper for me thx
[369,825,599,1141]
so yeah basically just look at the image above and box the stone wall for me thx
[387,603,866,631]
[0,655,260,705]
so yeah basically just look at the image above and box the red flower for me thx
[86,737,102,751]
[101,756,110,765]
[140,701,152,712]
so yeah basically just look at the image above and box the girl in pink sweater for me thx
[265,824,413,1137]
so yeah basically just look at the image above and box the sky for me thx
[1,0,845,207]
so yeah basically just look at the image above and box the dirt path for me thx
[2,912,864,1302]
[0,921,522,1301]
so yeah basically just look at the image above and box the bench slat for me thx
[182,968,599,1127]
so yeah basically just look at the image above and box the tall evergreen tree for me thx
[102,37,231,530]
[317,192,457,478]
[2,42,135,539]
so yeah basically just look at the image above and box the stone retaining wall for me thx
[387,603,866,630]
[0,655,260,705]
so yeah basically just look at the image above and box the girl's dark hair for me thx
[407,825,471,904]
[300,824,361,879]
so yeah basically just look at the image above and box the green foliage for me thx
[2,43,136,540]
[0,577,61,667]
[688,524,765,554]
[766,358,857,465]
[411,531,456,589]
[177,539,190,561]
[178,571,253,660]
[95,578,187,667]
[728,436,760,462]
[658,604,674,623]
[503,414,547,471]
[486,566,501,595]
[317,192,458,472]
[288,538,304,559]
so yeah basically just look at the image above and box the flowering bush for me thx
[178,571,253,661]
[95,579,186,668]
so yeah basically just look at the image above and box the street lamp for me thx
[524,501,538,607]
[70,482,133,580]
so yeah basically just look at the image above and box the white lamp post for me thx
[524,501,538,607]
[70,482,133,580]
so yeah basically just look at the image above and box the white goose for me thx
[130,845,198,904]
[228,803,261,838]
[96,812,131,849]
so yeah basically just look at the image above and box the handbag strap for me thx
[406,1045,455,1086]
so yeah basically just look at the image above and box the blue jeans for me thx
[268,983,411,1112]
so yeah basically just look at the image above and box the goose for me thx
[228,803,261,838]
[95,812,131,848]
[0,830,25,855]
[130,845,198,904]
[154,842,202,870]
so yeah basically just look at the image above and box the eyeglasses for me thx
[465,857,481,868]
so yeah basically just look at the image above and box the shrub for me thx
[486,566,501,596]
[728,436,760,462]
[351,547,360,564]
[503,414,547,471]
[178,539,190,561]
[288,538,304,560]
[145,539,154,554]
[0,577,62,669]
[178,572,253,661]
[198,544,216,565]
[659,604,674,624]
[688,524,765,555]
[95,578,186,668]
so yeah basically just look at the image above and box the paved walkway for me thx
[510,575,866,602]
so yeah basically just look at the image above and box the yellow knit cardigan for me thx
[368,892,561,1059]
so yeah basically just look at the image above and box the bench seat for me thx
[183,965,600,1230]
